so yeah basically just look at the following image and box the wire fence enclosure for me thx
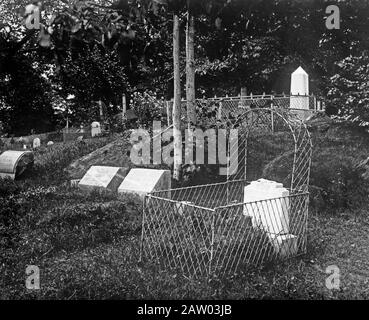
[163,94,323,126]
[140,100,313,278]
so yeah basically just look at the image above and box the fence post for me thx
[217,101,223,120]
[271,96,274,133]
[166,100,172,127]
[99,100,104,121]
[209,211,216,276]
[122,94,127,120]
[240,87,247,106]
[139,196,147,263]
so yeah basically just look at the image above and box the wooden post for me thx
[217,101,223,120]
[122,94,127,120]
[186,9,196,125]
[166,100,173,127]
[99,100,104,121]
[241,87,247,97]
[271,97,274,133]
[240,87,247,106]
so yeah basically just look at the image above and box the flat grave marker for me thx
[78,166,127,192]
[118,168,171,199]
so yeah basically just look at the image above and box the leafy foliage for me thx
[130,91,164,128]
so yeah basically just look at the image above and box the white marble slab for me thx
[78,166,126,192]
[118,168,171,199]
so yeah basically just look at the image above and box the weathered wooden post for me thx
[271,96,274,133]
[122,94,127,120]
[217,100,223,120]
[240,87,247,106]
[166,100,173,127]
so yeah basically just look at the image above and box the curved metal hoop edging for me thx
[225,108,312,193]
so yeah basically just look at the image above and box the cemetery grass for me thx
[1,182,368,299]
[1,126,369,299]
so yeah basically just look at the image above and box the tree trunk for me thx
[173,14,182,180]
[186,9,196,125]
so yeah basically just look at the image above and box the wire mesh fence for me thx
[140,99,313,278]
[141,188,309,277]
[174,95,320,125]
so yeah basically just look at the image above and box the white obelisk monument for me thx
[290,66,309,110]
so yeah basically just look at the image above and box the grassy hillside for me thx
[1,123,369,299]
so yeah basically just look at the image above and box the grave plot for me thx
[140,106,312,278]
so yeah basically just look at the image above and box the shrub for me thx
[29,137,112,182]
[309,148,369,212]
[130,91,164,128]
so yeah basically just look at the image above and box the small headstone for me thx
[243,179,290,235]
[33,138,41,149]
[118,168,171,199]
[47,141,54,146]
[91,121,101,137]
[77,136,84,142]
[243,179,297,257]
[78,166,127,192]
[0,150,34,180]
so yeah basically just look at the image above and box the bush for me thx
[130,91,164,128]
[29,137,112,182]
[309,148,369,212]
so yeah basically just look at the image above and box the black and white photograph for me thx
[1,0,369,306]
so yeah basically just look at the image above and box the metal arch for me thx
[225,108,312,193]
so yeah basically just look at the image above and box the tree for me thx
[172,12,182,179]
[186,0,196,125]
[328,52,369,127]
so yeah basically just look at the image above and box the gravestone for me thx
[0,150,34,180]
[77,136,84,142]
[33,137,41,149]
[78,166,127,192]
[243,179,297,257]
[91,121,101,137]
[243,179,290,234]
[118,168,171,199]
[47,141,54,146]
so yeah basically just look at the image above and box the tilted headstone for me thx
[118,168,171,199]
[290,66,309,110]
[78,166,127,192]
[33,138,41,149]
[243,179,297,257]
[0,150,34,180]
[91,121,102,137]
[243,179,290,234]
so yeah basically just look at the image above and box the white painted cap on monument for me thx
[290,66,309,96]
